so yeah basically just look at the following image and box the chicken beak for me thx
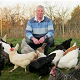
[50,71,52,74]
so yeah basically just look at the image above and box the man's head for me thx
[36,5,45,19]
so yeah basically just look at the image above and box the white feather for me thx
[72,42,76,47]
[36,50,46,58]
[50,50,64,65]
[58,48,79,69]
[1,42,11,54]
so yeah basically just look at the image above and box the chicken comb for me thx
[50,65,56,73]
[74,67,77,70]
[52,65,56,70]
[10,48,14,51]
[50,66,56,76]
[6,34,9,37]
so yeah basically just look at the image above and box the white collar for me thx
[34,15,44,22]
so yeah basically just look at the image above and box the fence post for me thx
[0,8,2,37]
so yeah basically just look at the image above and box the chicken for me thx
[50,50,64,65]
[67,61,80,80]
[0,41,13,64]
[0,43,5,76]
[35,43,47,58]
[54,38,72,51]
[0,34,13,55]
[79,47,80,53]
[0,38,14,54]
[48,66,77,80]
[57,43,79,70]
[68,61,80,80]
[68,69,80,80]
[0,34,11,54]
[9,43,37,72]
[0,34,14,48]
[9,43,14,48]
[21,38,34,54]
[0,34,9,42]
[29,53,56,79]
[21,38,46,58]
[1,42,11,54]
[0,34,13,54]
[9,43,46,72]
[0,34,13,64]
[49,39,72,65]
[1,50,9,64]
[63,42,77,56]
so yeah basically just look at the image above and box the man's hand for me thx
[39,37,45,44]
[32,37,40,44]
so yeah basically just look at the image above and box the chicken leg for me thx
[9,65,18,72]
[25,68,27,73]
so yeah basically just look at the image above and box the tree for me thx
[56,6,70,37]
[69,5,80,28]
[44,2,56,20]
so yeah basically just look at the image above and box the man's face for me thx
[36,7,44,18]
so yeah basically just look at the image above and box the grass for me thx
[0,37,80,80]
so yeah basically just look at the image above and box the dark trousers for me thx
[26,37,54,55]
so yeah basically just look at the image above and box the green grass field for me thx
[0,38,80,80]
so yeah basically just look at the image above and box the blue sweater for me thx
[26,16,54,39]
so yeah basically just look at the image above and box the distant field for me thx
[0,38,80,80]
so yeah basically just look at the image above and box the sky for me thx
[0,0,80,15]
[0,0,80,9]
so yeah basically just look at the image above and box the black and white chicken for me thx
[54,38,72,51]
[0,34,9,42]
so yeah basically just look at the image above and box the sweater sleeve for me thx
[45,20,54,38]
[26,21,34,39]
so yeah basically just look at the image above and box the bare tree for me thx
[44,2,57,20]
[56,6,70,37]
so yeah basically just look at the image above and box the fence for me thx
[1,26,80,39]
[8,27,26,38]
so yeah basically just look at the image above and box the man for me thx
[26,5,54,55]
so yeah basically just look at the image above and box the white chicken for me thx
[50,50,64,65]
[21,38,34,54]
[9,43,37,72]
[57,42,79,70]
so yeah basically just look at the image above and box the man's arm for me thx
[26,21,40,44]
[26,21,34,39]
[39,20,54,44]
[45,20,54,38]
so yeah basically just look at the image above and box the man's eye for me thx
[38,10,40,12]
[41,11,43,12]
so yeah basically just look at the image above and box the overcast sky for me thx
[0,0,80,6]
[0,0,80,11]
